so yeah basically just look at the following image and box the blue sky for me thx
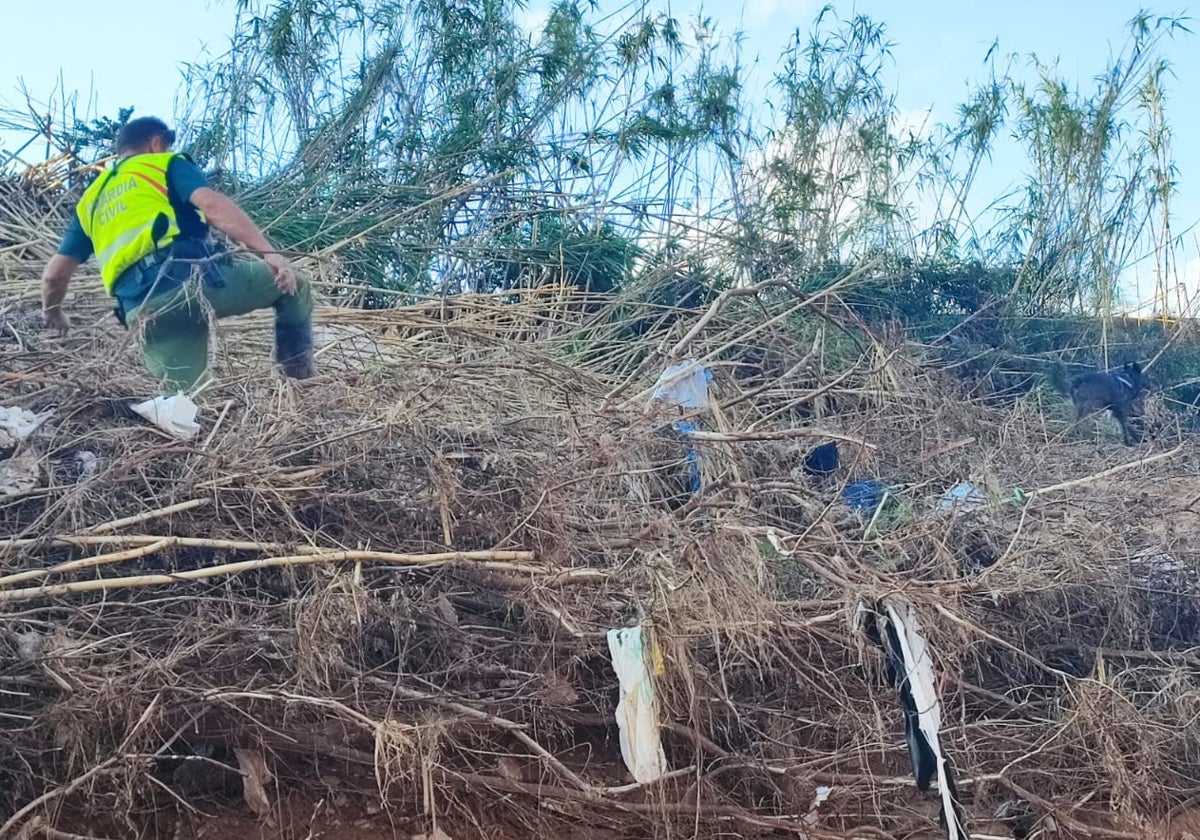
[1,0,1195,306]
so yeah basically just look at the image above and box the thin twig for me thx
[79,499,210,534]
[202,399,235,450]
[1031,443,1184,496]
[683,427,875,449]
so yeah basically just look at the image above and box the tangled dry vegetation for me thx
[2,241,1200,840]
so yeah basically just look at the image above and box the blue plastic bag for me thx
[673,421,704,494]
[842,479,887,515]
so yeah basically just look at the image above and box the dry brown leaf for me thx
[0,452,39,497]
[234,747,274,820]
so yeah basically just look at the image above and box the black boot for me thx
[275,321,316,379]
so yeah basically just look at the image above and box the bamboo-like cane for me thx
[0,549,539,603]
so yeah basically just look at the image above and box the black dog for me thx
[1068,361,1147,445]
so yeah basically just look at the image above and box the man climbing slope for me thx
[40,116,315,390]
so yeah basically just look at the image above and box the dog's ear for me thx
[1126,361,1142,376]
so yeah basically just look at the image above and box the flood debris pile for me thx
[2,273,1200,840]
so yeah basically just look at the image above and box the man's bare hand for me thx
[44,307,70,337]
[41,254,80,336]
[188,189,298,294]
[263,253,297,295]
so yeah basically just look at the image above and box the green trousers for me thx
[124,257,313,392]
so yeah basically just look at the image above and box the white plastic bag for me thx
[803,785,833,826]
[650,360,711,409]
[607,626,668,783]
[130,395,201,440]
[936,482,985,513]
[0,406,49,446]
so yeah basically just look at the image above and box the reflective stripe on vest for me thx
[76,152,182,294]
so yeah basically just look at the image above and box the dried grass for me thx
[2,210,1200,840]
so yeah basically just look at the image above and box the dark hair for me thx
[115,117,176,154]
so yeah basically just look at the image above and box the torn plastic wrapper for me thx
[842,479,887,515]
[650,360,711,409]
[0,406,50,449]
[884,601,965,839]
[73,451,98,481]
[130,395,201,441]
[607,625,668,784]
[856,599,966,840]
[803,441,839,478]
[803,786,833,826]
[936,482,985,513]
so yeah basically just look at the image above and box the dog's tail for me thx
[1046,360,1071,395]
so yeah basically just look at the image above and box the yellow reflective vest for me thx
[76,152,194,294]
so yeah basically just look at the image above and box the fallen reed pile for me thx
[2,263,1200,840]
